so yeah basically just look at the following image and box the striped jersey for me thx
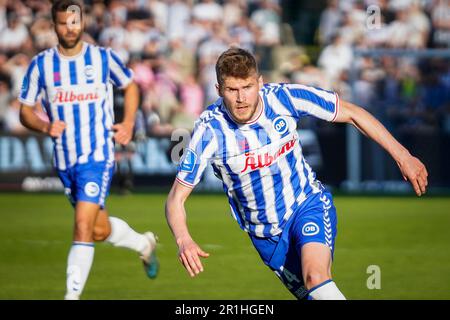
[177,83,340,238]
[18,41,133,170]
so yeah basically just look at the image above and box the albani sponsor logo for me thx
[52,88,99,103]
[241,138,296,173]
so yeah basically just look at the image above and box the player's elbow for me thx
[19,104,30,126]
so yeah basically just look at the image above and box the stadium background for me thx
[0,0,449,299]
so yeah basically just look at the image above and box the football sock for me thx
[308,280,346,300]
[105,216,148,255]
[65,242,95,300]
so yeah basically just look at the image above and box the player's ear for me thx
[258,75,263,89]
[215,83,222,97]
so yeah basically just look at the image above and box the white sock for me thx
[105,216,148,255]
[309,280,346,300]
[65,242,95,300]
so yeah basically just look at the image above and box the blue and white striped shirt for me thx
[177,83,340,238]
[18,42,133,170]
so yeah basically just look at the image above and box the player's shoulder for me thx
[261,82,302,98]
[281,82,335,95]
[86,42,108,53]
[30,47,55,62]
[198,99,223,125]
[261,82,285,94]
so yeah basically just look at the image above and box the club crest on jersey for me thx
[273,116,288,135]
[180,149,197,173]
[84,65,95,80]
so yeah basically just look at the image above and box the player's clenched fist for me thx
[112,122,134,146]
[46,120,66,138]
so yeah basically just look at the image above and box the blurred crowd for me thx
[311,0,450,134]
[0,0,284,137]
[0,0,449,137]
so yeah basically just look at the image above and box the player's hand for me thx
[398,154,428,196]
[112,121,134,145]
[46,120,66,138]
[176,237,210,277]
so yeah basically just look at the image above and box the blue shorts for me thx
[57,160,115,209]
[249,191,337,300]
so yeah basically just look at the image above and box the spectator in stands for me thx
[4,97,27,134]
[318,0,342,46]
[0,12,31,55]
[166,0,191,41]
[0,72,12,130]
[406,0,431,49]
[2,53,29,98]
[318,33,353,84]
[30,15,58,52]
[431,0,450,48]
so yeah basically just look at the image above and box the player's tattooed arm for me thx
[19,103,66,138]
[165,181,210,277]
[112,81,139,145]
[335,100,428,196]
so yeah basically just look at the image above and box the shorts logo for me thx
[84,182,100,197]
[302,222,320,236]
[180,149,197,173]
[273,116,288,135]
[84,65,95,80]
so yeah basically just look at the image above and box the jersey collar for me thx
[55,41,88,60]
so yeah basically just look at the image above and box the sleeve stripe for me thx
[110,50,132,77]
[100,48,108,83]
[110,70,123,88]
[37,54,46,90]
[108,49,133,88]
[17,97,36,106]
[176,177,195,188]
[20,59,37,100]
[176,123,218,187]
[331,93,340,122]
[289,88,335,113]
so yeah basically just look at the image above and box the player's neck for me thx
[57,41,84,58]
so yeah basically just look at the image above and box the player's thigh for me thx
[293,192,337,258]
[57,168,77,207]
[75,161,115,209]
[73,201,102,241]
[276,242,310,299]
[251,234,309,299]
[300,242,332,283]
[293,192,337,284]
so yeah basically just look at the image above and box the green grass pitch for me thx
[0,192,449,300]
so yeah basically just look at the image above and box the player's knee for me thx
[93,225,111,242]
[304,270,330,290]
[74,221,95,240]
